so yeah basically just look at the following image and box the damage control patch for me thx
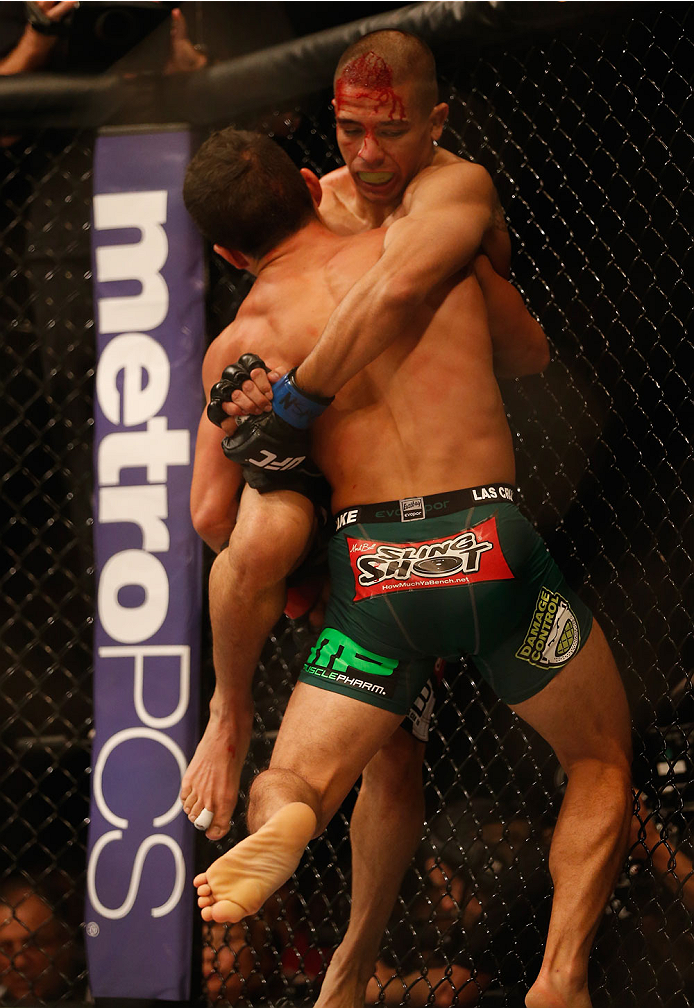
[516,587,581,668]
[347,516,514,602]
[303,627,398,699]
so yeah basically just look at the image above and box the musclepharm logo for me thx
[516,588,580,668]
[304,627,398,699]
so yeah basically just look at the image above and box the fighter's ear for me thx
[300,167,323,208]
[213,243,251,271]
[430,102,449,142]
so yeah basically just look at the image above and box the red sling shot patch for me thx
[347,516,514,602]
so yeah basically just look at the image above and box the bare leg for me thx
[181,487,315,839]
[194,682,404,922]
[316,728,426,1008]
[514,622,633,1008]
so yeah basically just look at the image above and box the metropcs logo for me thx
[88,188,192,923]
[347,516,514,601]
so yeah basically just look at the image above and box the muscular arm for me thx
[295,162,502,397]
[474,254,550,378]
[190,331,244,552]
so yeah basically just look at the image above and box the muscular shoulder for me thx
[398,155,511,276]
[201,303,269,389]
[403,157,495,213]
[320,164,351,198]
[319,166,371,235]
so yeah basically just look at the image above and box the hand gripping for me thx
[221,412,315,492]
[206,353,269,428]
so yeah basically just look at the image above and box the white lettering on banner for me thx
[93,726,187,830]
[98,549,169,644]
[87,832,185,921]
[99,645,191,730]
[98,417,189,486]
[99,485,169,553]
[94,191,169,334]
[91,187,193,923]
[97,333,170,426]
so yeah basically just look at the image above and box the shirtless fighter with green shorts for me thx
[184,128,633,1008]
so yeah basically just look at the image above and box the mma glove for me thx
[222,411,323,493]
[208,356,333,494]
[207,353,268,429]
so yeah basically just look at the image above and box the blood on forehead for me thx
[335,51,406,120]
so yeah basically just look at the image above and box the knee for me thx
[248,767,326,835]
[213,537,280,597]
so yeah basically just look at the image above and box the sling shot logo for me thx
[516,587,581,668]
[347,516,514,602]
[356,532,492,585]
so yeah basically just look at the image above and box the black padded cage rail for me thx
[1,2,692,1006]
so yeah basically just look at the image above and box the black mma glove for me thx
[207,353,269,428]
[221,411,322,494]
[209,356,332,496]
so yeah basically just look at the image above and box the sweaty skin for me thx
[181,73,519,839]
[202,223,516,512]
[191,175,631,1008]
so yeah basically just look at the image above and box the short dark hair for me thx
[334,30,439,115]
[183,129,317,259]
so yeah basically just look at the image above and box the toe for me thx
[211,899,248,924]
[188,797,206,822]
[193,872,208,888]
[208,806,233,840]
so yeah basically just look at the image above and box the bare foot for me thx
[180,706,252,840]
[526,975,592,1008]
[194,803,317,923]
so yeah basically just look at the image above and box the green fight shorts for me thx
[298,484,593,714]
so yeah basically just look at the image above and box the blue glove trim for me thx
[272,369,334,429]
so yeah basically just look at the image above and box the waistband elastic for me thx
[334,483,517,530]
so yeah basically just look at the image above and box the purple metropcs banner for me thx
[86,129,204,1001]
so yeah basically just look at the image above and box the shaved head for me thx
[334,30,439,116]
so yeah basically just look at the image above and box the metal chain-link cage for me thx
[1,3,692,1006]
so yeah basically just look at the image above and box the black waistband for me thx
[334,483,517,530]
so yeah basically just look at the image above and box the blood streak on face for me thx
[335,52,405,119]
